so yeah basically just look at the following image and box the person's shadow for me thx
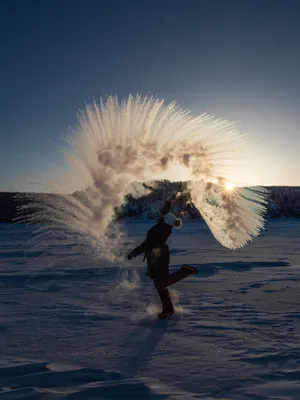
[120,315,178,376]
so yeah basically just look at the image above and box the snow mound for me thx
[0,361,194,400]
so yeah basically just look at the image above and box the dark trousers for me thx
[147,246,190,312]
[154,267,190,312]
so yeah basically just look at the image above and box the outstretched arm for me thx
[157,193,176,222]
[160,191,177,214]
[127,243,146,259]
[127,194,176,260]
[160,200,172,215]
[127,227,157,259]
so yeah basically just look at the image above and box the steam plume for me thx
[18,95,269,260]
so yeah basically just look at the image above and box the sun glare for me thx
[224,182,236,191]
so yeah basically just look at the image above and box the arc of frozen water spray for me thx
[17,94,269,261]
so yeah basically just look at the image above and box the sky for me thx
[1,0,299,191]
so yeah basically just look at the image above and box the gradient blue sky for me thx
[1,0,299,190]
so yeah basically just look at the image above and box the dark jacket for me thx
[129,201,172,259]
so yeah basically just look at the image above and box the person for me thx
[127,196,198,318]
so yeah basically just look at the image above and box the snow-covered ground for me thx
[1,219,300,399]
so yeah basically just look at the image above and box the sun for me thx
[224,182,236,192]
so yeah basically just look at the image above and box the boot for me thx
[182,264,198,275]
[158,309,175,318]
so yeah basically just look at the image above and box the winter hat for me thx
[164,213,182,228]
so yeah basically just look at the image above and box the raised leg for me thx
[165,267,190,286]
[153,265,197,313]
[165,264,197,286]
